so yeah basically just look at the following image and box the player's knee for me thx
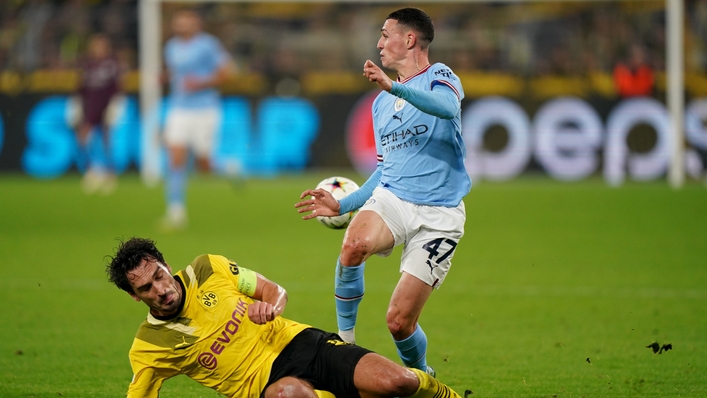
[169,154,188,168]
[386,311,415,340]
[278,384,317,398]
[196,157,210,172]
[340,235,372,266]
[379,368,419,396]
[265,378,317,398]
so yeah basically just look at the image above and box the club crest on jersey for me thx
[200,291,219,309]
[394,98,406,112]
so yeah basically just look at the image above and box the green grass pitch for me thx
[0,173,705,397]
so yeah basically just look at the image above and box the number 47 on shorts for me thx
[422,238,457,272]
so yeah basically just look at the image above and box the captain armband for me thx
[236,266,257,297]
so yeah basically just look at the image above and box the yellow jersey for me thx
[127,254,310,398]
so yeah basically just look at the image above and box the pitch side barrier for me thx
[347,94,707,185]
[1,93,706,183]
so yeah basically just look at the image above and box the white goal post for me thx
[138,0,685,187]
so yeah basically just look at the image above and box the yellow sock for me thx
[408,368,463,398]
[315,390,335,398]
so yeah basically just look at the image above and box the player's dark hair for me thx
[387,7,435,49]
[106,237,166,293]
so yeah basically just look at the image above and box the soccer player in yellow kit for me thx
[106,237,467,398]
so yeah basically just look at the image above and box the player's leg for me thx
[387,272,434,372]
[166,144,189,226]
[78,120,115,195]
[162,110,190,229]
[81,97,113,173]
[75,96,94,171]
[353,353,463,398]
[76,121,92,168]
[76,121,98,191]
[101,94,123,183]
[291,329,466,398]
[98,121,117,195]
[336,209,395,343]
[391,203,466,374]
[192,107,219,173]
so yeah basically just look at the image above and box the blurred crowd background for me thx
[1,0,707,99]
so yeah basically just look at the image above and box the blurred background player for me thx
[76,33,123,195]
[161,9,234,230]
[295,8,470,376]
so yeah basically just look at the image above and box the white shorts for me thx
[163,107,221,158]
[359,187,466,288]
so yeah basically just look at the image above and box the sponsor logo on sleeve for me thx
[434,68,452,78]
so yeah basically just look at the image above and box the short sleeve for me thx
[127,352,177,397]
[207,35,230,68]
[208,255,258,297]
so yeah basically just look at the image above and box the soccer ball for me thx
[315,176,360,229]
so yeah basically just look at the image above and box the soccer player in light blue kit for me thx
[295,8,470,377]
[162,9,233,229]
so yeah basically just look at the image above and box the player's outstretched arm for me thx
[183,61,235,92]
[363,59,459,119]
[390,82,459,120]
[247,273,288,324]
[295,189,341,220]
[338,165,381,215]
[363,59,393,92]
[127,360,174,398]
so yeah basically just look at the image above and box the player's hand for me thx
[183,76,204,92]
[295,188,340,220]
[159,71,169,85]
[363,60,393,92]
[248,301,275,325]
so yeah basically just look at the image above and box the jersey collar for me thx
[397,64,432,84]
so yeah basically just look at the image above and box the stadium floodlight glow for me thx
[139,0,686,187]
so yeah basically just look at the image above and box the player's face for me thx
[172,12,200,38]
[127,259,182,317]
[88,37,110,59]
[377,19,409,70]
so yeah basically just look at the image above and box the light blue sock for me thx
[85,130,104,171]
[394,324,428,370]
[100,130,114,173]
[77,144,90,172]
[166,168,187,207]
[334,258,365,331]
[91,132,109,172]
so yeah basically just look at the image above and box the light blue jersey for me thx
[164,32,228,109]
[371,63,470,207]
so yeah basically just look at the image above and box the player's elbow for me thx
[436,103,458,120]
[438,109,456,120]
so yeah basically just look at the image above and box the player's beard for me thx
[153,288,181,317]
[164,291,179,310]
